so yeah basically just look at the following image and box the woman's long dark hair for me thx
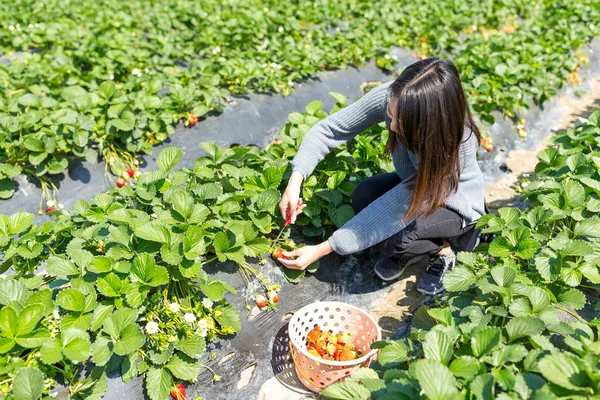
[385,57,480,221]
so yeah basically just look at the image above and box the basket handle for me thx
[288,342,332,390]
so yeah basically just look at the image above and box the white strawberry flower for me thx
[108,74,114,80]
[591,24,595,31]
[169,302,180,313]
[8,25,15,31]
[202,298,213,309]
[392,55,398,61]
[263,7,269,12]
[46,200,55,207]
[384,54,390,60]
[198,319,208,329]
[28,24,34,29]
[58,203,64,209]
[198,327,208,337]
[145,321,159,334]
[278,26,284,33]
[184,313,196,323]
[365,171,373,177]
[131,68,142,77]
[288,81,294,87]
[35,23,40,28]
[349,176,357,182]
[212,46,221,55]
[53,309,61,319]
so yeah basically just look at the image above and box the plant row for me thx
[321,109,600,399]
[0,94,394,399]
[0,0,597,200]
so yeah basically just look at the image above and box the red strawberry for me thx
[485,144,494,152]
[315,339,327,355]
[170,383,186,400]
[188,114,198,126]
[116,178,126,188]
[307,326,321,344]
[273,248,290,260]
[267,291,279,303]
[307,347,320,357]
[46,206,55,213]
[127,168,135,177]
[419,55,425,60]
[255,295,267,308]
[339,346,357,361]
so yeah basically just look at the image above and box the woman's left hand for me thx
[278,241,334,270]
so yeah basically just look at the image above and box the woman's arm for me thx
[280,81,392,222]
[279,182,414,270]
[290,81,392,179]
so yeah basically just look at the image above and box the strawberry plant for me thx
[321,109,600,400]
[0,92,392,398]
[0,0,597,201]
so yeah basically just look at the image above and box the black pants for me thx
[351,173,478,264]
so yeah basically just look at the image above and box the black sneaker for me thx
[374,256,421,282]
[417,251,456,295]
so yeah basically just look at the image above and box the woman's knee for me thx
[351,180,371,213]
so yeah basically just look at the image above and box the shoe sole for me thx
[416,286,445,296]
[375,256,424,282]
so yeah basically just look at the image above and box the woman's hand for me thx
[278,241,334,270]
[279,170,307,224]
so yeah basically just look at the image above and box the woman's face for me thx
[387,98,398,134]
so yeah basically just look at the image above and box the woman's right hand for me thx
[279,170,307,224]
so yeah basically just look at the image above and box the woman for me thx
[277,58,486,295]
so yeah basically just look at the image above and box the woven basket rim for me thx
[288,301,382,367]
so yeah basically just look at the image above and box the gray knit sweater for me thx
[290,81,486,255]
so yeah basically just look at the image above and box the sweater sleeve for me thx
[328,130,480,255]
[290,81,391,179]
[328,181,414,255]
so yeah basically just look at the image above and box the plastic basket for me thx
[288,301,381,393]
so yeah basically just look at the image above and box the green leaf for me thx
[134,221,171,244]
[449,356,480,380]
[471,327,501,357]
[214,305,241,332]
[40,339,63,364]
[131,253,169,287]
[166,352,201,381]
[13,367,44,400]
[320,381,371,400]
[528,287,550,313]
[538,352,591,391]
[175,335,206,359]
[506,317,545,342]
[377,341,412,366]
[306,100,324,115]
[0,279,30,306]
[114,324,145,356]
[46,256,79,279]
[329,204,354,228]
[146,366,173,400]
[57,288,86,312]
[443,265,477,291]
[423,330,453,365]
[329,92,347,105]
[157,147,183,172]
[490,266,516,287]
[564,180,585,208]
[558,289,586,310]
[0,178,15,199]
[413,359,459,400]
[103,308,138,339]
[91,337,114,366]
[8,212,34,235]
[62,328,91,362]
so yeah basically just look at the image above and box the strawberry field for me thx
[0,0,600,399]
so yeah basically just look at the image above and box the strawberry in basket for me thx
[305,325,360,361]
